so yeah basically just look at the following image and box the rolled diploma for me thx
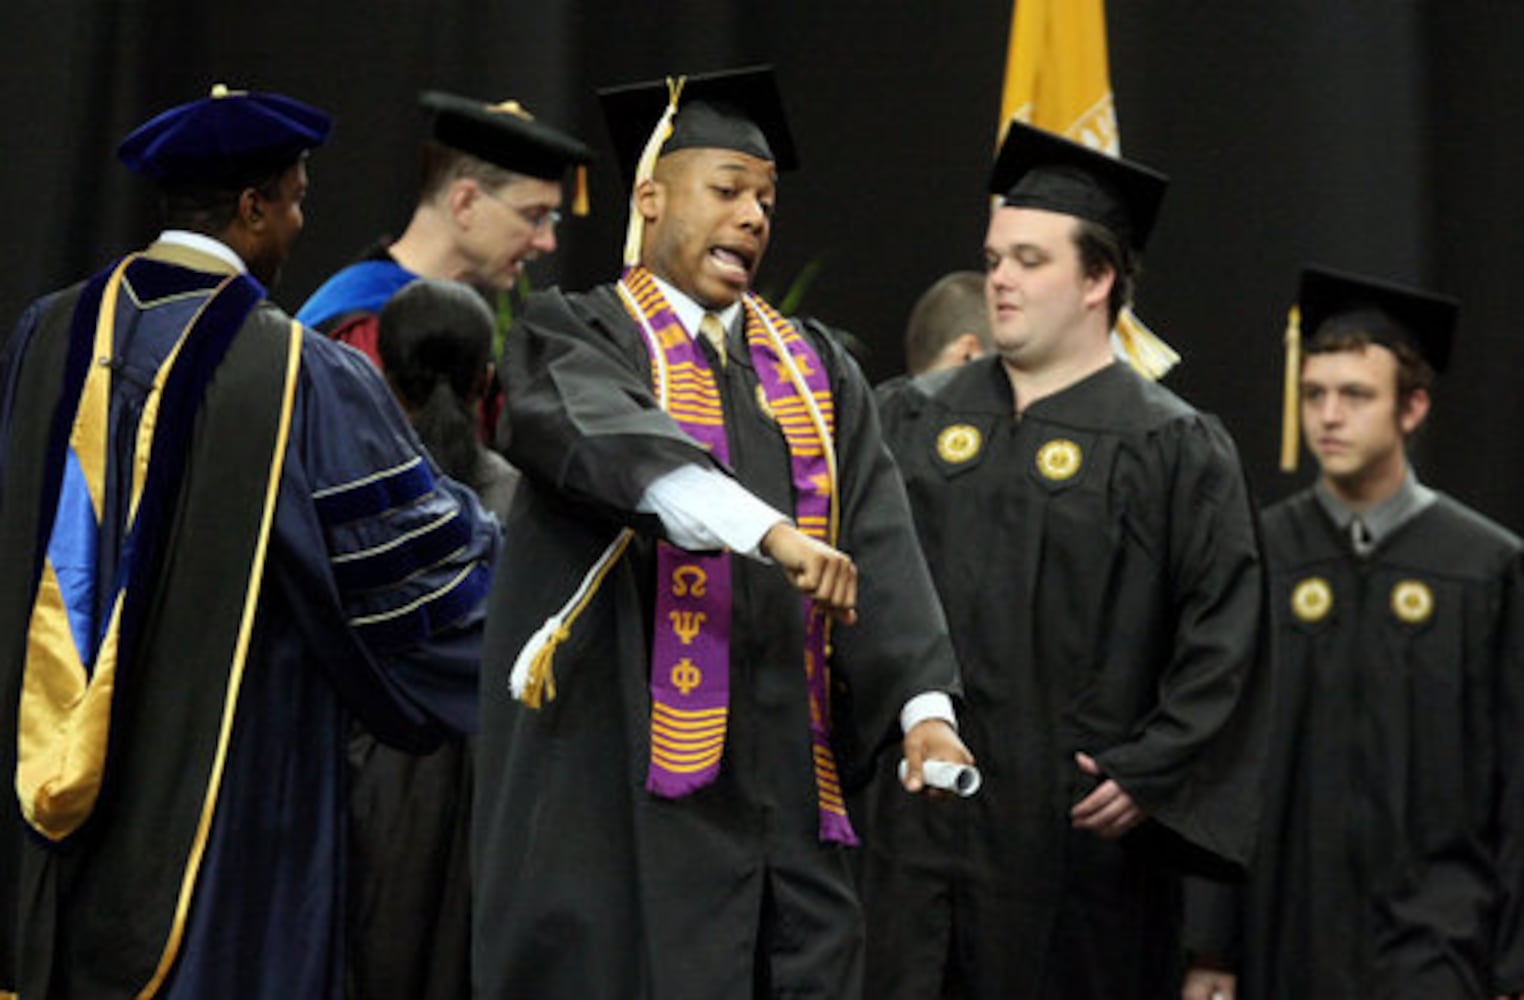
[897,758,982,797]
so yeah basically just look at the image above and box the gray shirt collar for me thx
[1314,467,1436,553]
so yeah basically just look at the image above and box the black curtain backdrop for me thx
[3,1,1520,528]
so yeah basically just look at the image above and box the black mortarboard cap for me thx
[597,65,798,190]
[118,84,331,188]
[988,120,1168,251]
[1298,266,1457,373]
[1279,265,1458,472]
[420,90,593,181]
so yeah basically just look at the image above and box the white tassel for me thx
[1113,306,1180,381]
[509,614,566,703]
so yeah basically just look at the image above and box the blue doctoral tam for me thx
[118,83,332,188]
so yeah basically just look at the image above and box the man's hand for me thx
[1181,964,1236,1000]
[1070,752,1145,837]
[761,522,858,624]
[900,719,974,795]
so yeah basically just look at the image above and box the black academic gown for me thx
[472,284,960,1000]
[864,358,1269,999]
[1228,490,1524,999]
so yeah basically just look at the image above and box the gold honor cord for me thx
[139,320,302,998]
[745,300,840,674]
[506,520,630,708]
[744,296,839,547]
[506,277,674,707]
[741,298,853,837]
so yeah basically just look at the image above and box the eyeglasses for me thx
[481,186,562,232]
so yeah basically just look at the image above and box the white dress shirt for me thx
[155,229,248,272]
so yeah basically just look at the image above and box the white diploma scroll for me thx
[898,758,982,797]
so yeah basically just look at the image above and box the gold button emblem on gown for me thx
[936,424,982,464]
[1291,576,1333,623]
[1035,439,1082,481]
[1390,579,1434,624]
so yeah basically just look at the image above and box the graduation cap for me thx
[598,66,797,265]
[989,120,1168,252]
[420,90,593,215]
[598,65,798,191]
[118,83,331,189]
[988,120,1178,378]
[1297,266,1456,372]
[1279,265,1459,471]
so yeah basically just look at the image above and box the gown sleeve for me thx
[500,287,726,516]
[1096,413,1271,871]
[273,331,501,748]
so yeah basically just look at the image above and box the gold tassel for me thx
[517,621,570,709]
[1279,305,1302,473]
[571,164,590,218]
[1114,307,1180,381]
[623,76,686,266]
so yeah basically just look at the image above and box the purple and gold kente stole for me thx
[619,265,857,845]
[623,266,734,799]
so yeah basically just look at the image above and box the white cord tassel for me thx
[509,529,633,708]
[1113,306,1180,381]
[510,279,675,708]
[508,614,566,703]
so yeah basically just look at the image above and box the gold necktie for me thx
[699,312,727,367]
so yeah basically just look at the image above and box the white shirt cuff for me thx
[900,691,957,735]
[636,464,789,560]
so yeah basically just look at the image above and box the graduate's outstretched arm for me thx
[762,522,858,624]
[1091,418,1268,861]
